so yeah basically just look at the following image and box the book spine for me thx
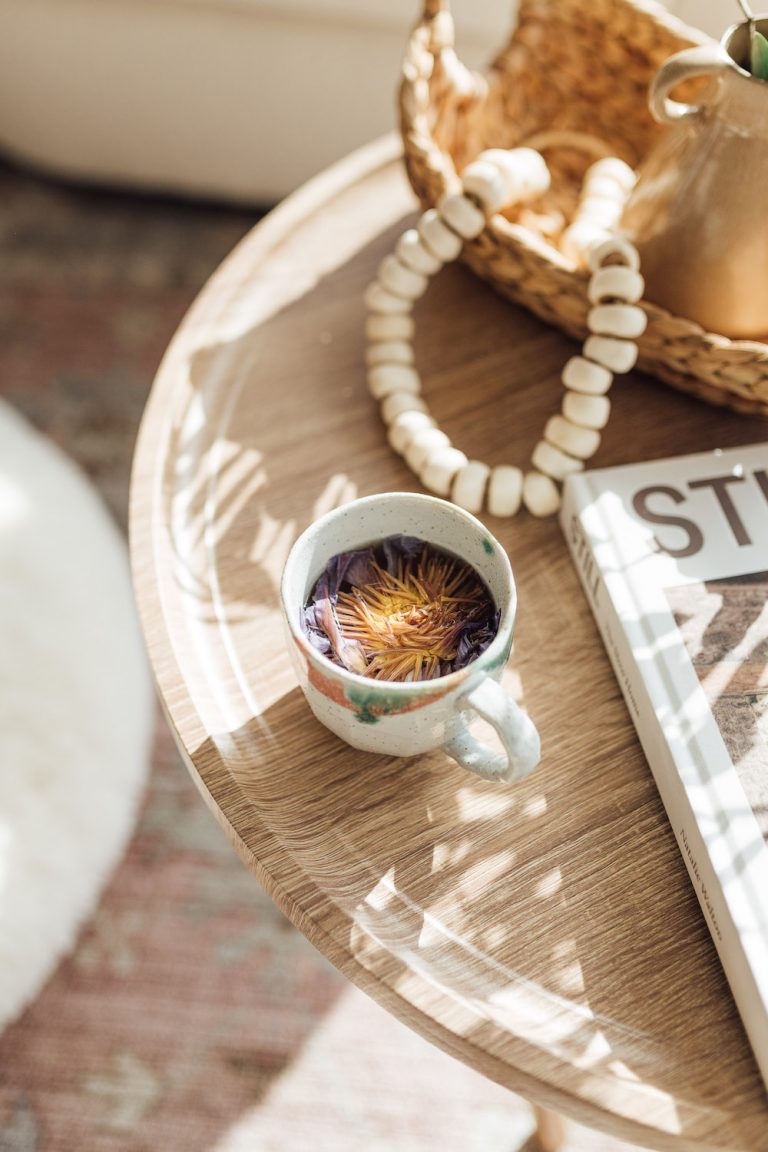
[560,480,768,1088]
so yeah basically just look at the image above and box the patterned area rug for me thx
[0,158,642,1152]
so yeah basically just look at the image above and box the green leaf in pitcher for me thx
[750,29,768,79]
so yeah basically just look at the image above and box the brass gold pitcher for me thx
[621,18,768,339]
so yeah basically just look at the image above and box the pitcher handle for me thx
[649,44,731,124]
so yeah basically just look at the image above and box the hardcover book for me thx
[560,442,768,1089]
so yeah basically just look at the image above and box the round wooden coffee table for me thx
[129,136,768,1151]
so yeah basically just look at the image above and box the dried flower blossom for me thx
[302,534,499,682]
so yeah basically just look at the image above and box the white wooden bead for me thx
[380,392,428,424]
[545,415,601,460]
[366,340,414,367]
[364,282,412,315]
[487,465,523,517]
[585,157,637,193]
[575,197,623,227]
[562,391,611,430]
[420,447,468,497]
[369,364,420,402]
[561,355,613,395]
[451,460,490,514]
[478,148,550,203]
[396,229,443,276]
[588,265,645,305]
[560,220,612,264]
[377,254,428,301]
[583,335,639,374]
[588,235,641,273]
[460,160,508,213]
[418,209,463,262]
[522,471,561,517]
[366,314,415,342]
[531,439,584,481]
[405,427,451,472]
[387,410,435,452]
[582,175,631,203]
[588,303,647,339]
[368,364,421,399]
[437,193,486,240]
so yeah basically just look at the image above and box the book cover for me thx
[560,442,768,1089]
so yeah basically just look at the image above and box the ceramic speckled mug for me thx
[280,492,540,783]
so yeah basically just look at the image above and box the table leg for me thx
[533,1105,567,1152]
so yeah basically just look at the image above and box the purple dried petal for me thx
[314,595,341,649]
[302,603,319,632]
[314,594,367,673]
[300,600,334,656]
[455,627,481,665]
[323,548,374,600]
[451,607,499,670]
[342,549,377,589]
[380,534,423,573]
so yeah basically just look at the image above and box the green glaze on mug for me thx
[345,680,453,724]
[347,685,411,724]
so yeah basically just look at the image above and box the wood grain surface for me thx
[129,136,768,1151]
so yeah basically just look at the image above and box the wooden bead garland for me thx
[560,158,637,267]
[364,148,647,518]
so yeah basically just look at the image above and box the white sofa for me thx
[0,0,729,204]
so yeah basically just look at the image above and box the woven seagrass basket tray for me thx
[399,0,768,416]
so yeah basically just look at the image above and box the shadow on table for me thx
[191,677,764,1148]
[160,210,580,626]
[159,188,765,631]
[164,190,768,1145]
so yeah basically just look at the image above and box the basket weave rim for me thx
[399,0,768,374]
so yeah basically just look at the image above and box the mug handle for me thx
[649,44,731,124]
[442,677,540,783]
